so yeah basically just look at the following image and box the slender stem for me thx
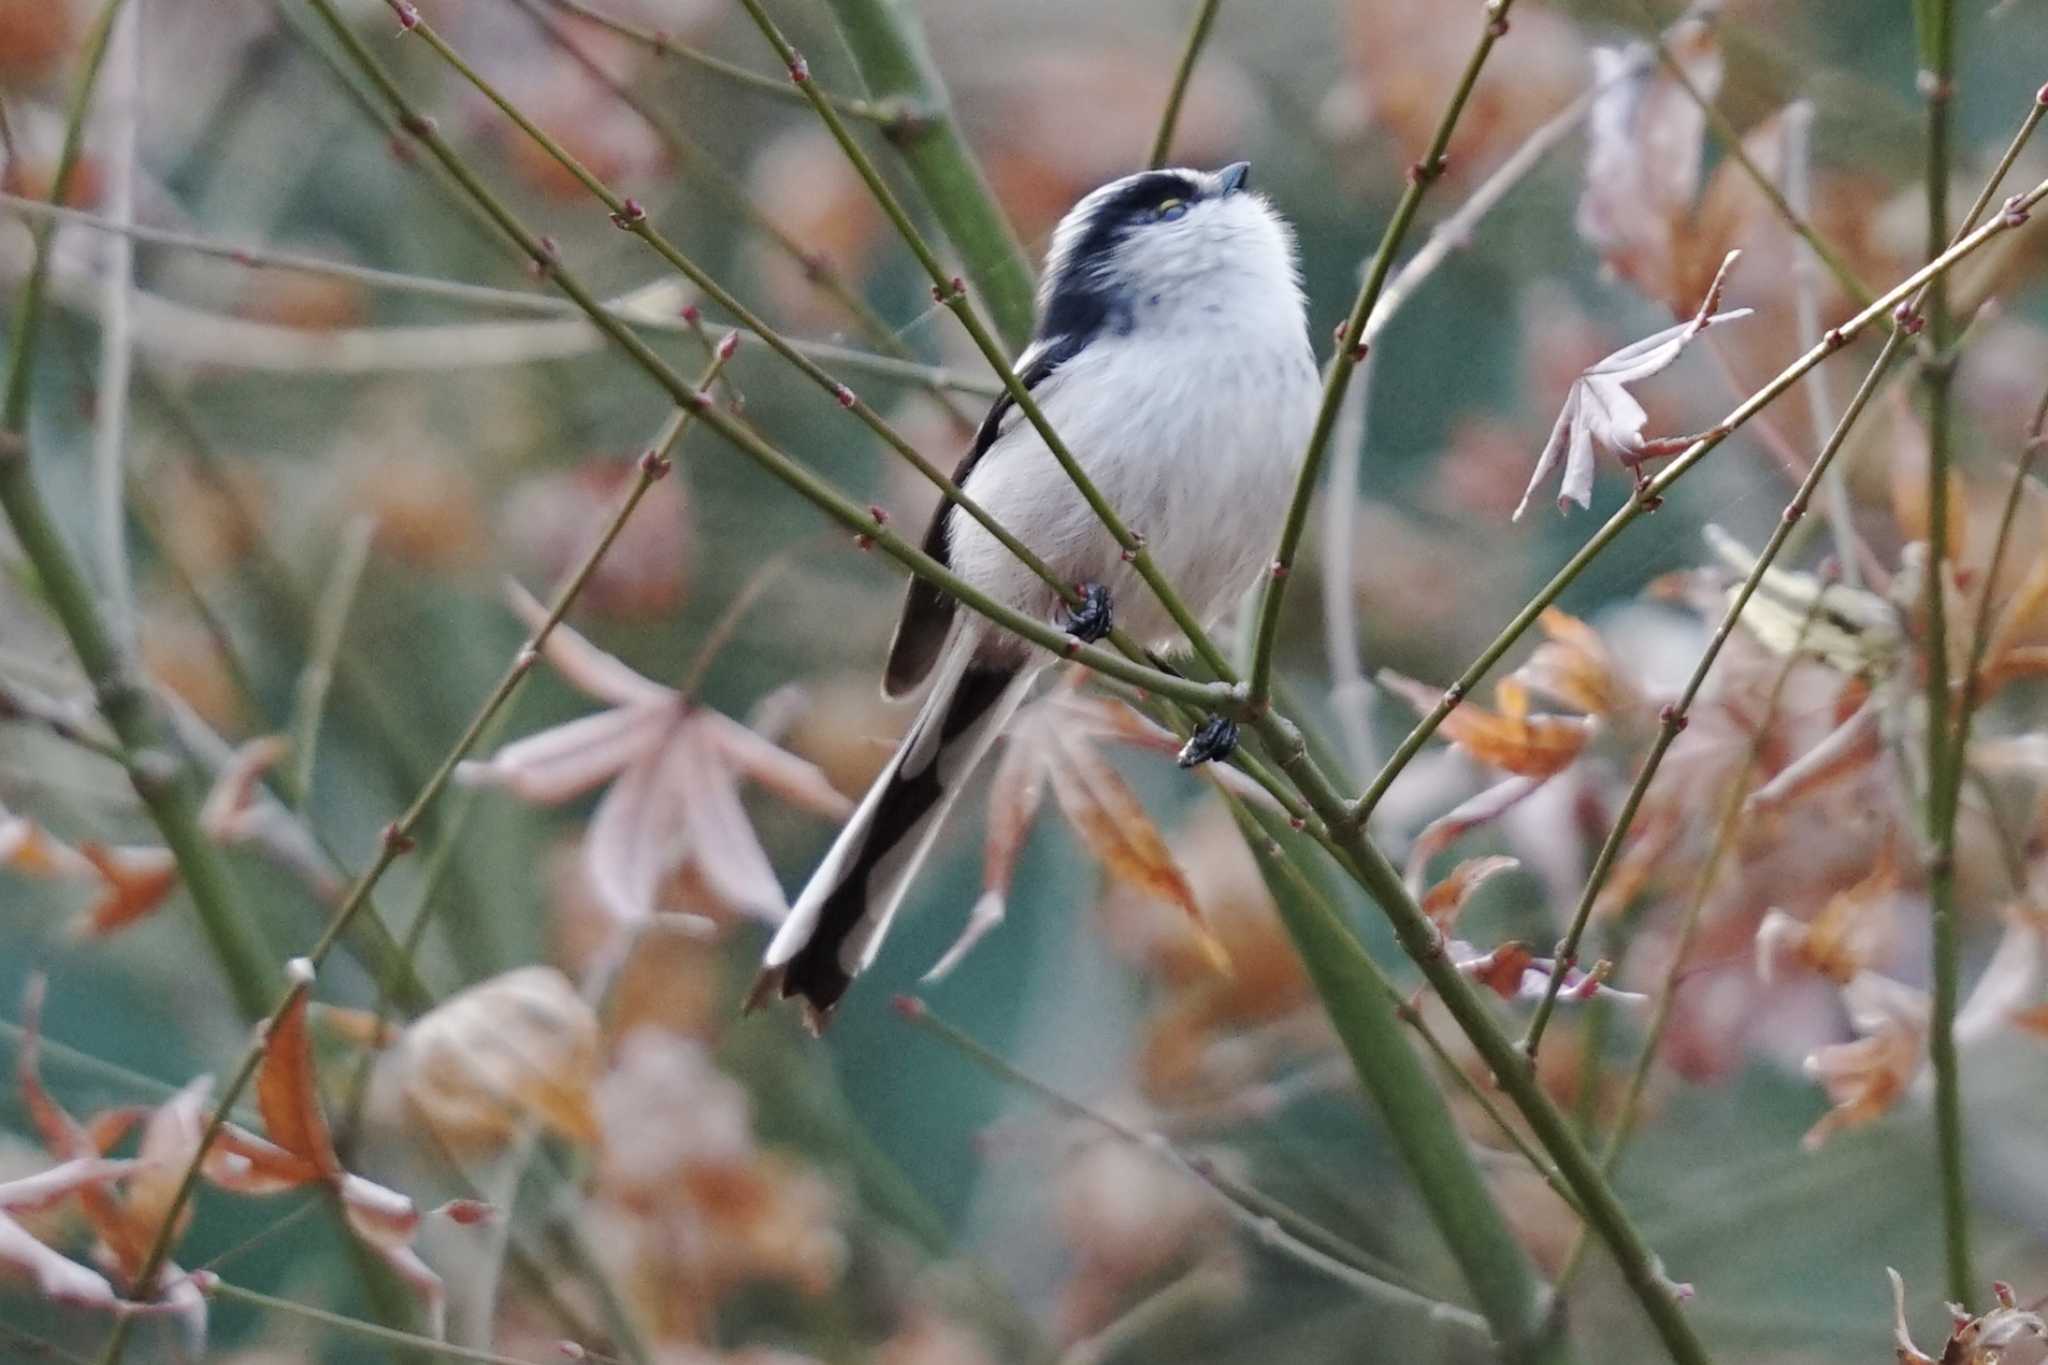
[900,999,1485,1331]
[208,1282,557,1365]
[0,677,125,763]
[1224,800,1572,1365]
[1249,710,1711,1365]
[288,515,376,806]
[1554,587,1831,1293]
[308,0,1219,709]
[89,0,140,650]
[1351,167,2048,826]
[1148,0,1224,167]
[539,0,906,123]
[3,190,1001,394]
[1521,326,1910,1060]
[1322,86,1596,772]
[733,0,1241,683]
[0,0,280,1023]
[1913,0,1973,1307]
[1248,0,1518,705]
[813,0,1037,348]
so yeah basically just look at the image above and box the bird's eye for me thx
[1155,198,1188,222]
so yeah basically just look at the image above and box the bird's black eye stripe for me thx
[1038,171,1203,342]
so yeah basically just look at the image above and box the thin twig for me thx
[539,0,907,124]
[288,515,377,806]
[1321,84,1597,774]
[1148,0,1224,167]
[207,1281,560,1365]
[1915,0,1971,1304]
[812,0,1038,346]
[502,0,975,426]
[1521,328,1911,1059]
[897,998,1490,1337]
[89,0,140,651]
[0,192,1003,395]
[1249,0,1521,705]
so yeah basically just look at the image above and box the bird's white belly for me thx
[950,332,1317,655]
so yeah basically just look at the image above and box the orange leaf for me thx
[1045,730,1228,972]
[1382,671,1594,778]
[0,810,89,879]
[1469,942,1536,1000]
[201,1125,321,1195]
[256,990,342,1179]
[1421,856,1520,931]
[72,844,179,937]
[1517,609,1630,716]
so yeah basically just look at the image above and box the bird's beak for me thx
[1216,161,1251,196]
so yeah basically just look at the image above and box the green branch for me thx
[1227,802,1572,1365]
[1248,0,1518,704]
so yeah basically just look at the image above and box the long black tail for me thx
[748,658,1026,1032]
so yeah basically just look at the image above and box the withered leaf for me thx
[1421,856,1520,931]
[1382,672,1595,779]
[394,966,601,1150]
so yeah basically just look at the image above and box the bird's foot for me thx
[1062,582,1114,644]
[1177,713,1238,768]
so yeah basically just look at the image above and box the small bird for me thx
[750,161,1320,1031]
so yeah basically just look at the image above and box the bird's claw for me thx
[1062,582,1114,644]
[1177,714,1238,768]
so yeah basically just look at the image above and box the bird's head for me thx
[1035,161,1301,342]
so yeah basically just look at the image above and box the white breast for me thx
[948,288,1320,655]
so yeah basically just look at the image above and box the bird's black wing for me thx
[881,334,1082,697]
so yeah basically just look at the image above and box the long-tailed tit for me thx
[749,162,1319,1031]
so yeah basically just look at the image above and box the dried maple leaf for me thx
[0,804,91,879]
[458,584,849,930]
[1801,971,1927,1149]
[1516,251,1750,518]
[925,685,1236,981]
[212,982,444,1329]
[392,966,601,1150]
[1382,672,1595,779]
[1755,844,1899,984]
[12,982,209,1338]
[1421,856,1520,932]
[1515,609,1636,717]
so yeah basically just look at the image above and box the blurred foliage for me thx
[2,0,2047,1362]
